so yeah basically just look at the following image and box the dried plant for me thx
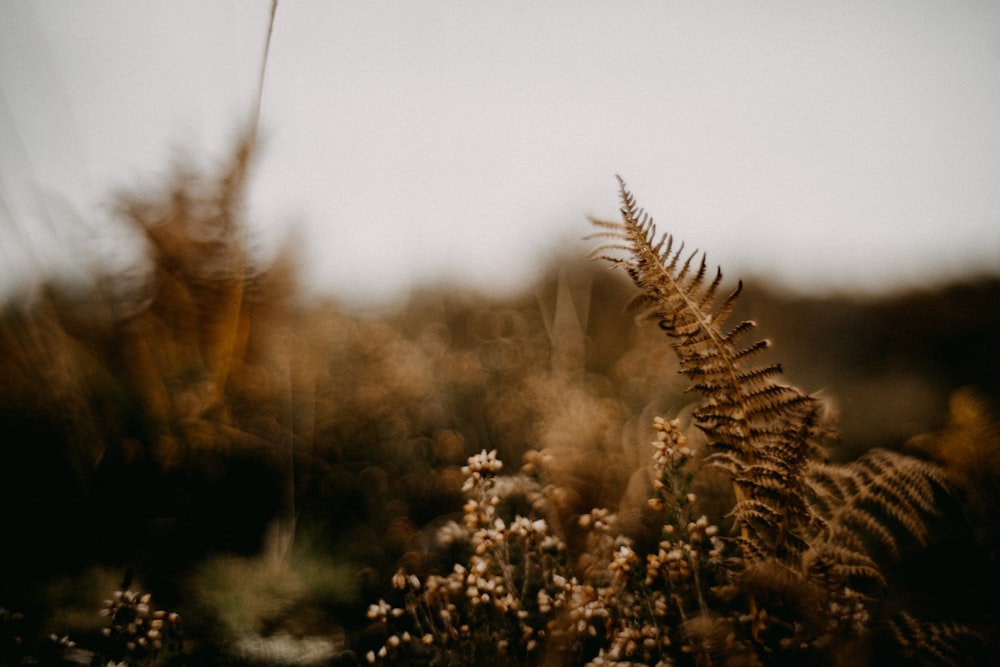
[888,611,984,667]
[587,179,980,663]
[97,572,183,665]
[361,178,987,665]
[589,177,830,574]
[362,420,732,666]
[2,99,995,663]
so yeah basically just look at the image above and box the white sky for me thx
[2,1,1000,306]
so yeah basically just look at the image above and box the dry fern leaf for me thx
[806,448,953,562]
[591,177,826,566]
[888,611,984,667]
[592,177,975,660]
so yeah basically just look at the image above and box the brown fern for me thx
[889,611,984,667]
[591,176,826,569]
[592,177,965,660]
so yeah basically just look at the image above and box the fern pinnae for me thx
[806,448,952,567]
[592,177,822,570]
[889,612,984,667]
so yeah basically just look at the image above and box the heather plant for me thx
[96,578,183,665]
[363,448,569,665]
[362,419,731,665]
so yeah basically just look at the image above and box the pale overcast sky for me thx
[2,1,999,306]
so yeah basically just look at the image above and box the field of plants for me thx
[1,142,998,665]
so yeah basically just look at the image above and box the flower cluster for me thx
[364,448,574,664]
[649,417,694,506]
[826,587,871,636]
[646,516,723,585]
[460,448,503,492]
[645,418,725,583]
[362,418,733,666]
[99,588,181,662]
[577,421,733,665]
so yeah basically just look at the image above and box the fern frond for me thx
[806,541,887,590]
[593,177,825,567]
[593,178,973,662]
[889,612,984,667]
[806,449,952,562]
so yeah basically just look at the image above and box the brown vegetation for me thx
[0,148,998,665]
